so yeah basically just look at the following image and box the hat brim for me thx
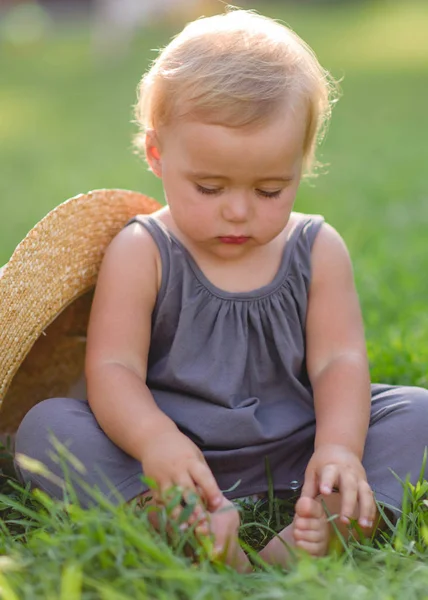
[0,189,161,433]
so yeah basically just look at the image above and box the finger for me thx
[149,481,179,533]
[176,479,211,532]
[301,469,318,499]
[172,475,210,527]
[157,478,194,522]
[194,516,210,537]
[338,472,358,523]
[181,491,208,530]
[318,464,339,496]
[175,474,198,501]
[357,481,376,528]
[169,475,198,522]
[188,461,223,510]
[154,479,175,505]
[157,489,180,522]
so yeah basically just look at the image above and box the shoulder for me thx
[100,211,166,297]
[310,221,354,287]
[311,221,351,262]
[113,209,166,252]
[288,212,325,245]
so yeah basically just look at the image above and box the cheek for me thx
[170,195,215,233]
[262,194,294,221]
[274,187,298,217]
[257,196,295,235]
[184,202,216,227]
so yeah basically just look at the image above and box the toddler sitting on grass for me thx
[15,8,428,570]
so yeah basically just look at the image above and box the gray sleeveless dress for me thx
[14,213,428,514]
[136,214,323,497]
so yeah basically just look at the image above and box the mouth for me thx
[218,236,250,245]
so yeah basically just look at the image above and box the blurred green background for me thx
[1,0,428,384]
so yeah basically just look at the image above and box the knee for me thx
[15,398,71,459]
[14,398,88,498]
[397,386,428,434]
[14,397,85,489]
[371,385,428,440]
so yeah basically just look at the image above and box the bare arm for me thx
[306,223,371,458]
[303,223,375,525]
[85,221,178,461]
[85,221,222,508]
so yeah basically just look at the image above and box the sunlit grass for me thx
[1,1,428,597]
[1,449,428,599]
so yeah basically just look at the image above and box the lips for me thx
[218,236,250,245]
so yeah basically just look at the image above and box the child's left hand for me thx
[301,444,376,527]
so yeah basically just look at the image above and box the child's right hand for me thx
[140,430,223,513]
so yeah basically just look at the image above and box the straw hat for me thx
[0,189,161,434]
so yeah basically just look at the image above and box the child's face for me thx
[147,105,307,259]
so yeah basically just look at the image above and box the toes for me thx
[293,526,325,543]
[293,497,329,557]
[294,516,325,532]
[295,539,328,557]
[295,496,325,519]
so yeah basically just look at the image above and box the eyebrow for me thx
[187,171,294,182]
[257,176,295,183]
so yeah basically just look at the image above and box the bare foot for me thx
[292,496,329,556]
[205,497,252,573]
[259,496,329,567]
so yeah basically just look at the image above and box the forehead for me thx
[161,109,307,178]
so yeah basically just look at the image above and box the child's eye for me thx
[256,189,282,198]
[195,184,222,196]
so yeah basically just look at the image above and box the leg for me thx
[208,496,252,572]
[301,385,428,549]
[16,399,250,571]
[363,384,428,517]
[259,496,329,566]
[136,490,252,572]
[260,383,428,567]
[315,385,428,553]
[14,398,147,508]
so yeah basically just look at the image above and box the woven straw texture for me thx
[0,189,160,433]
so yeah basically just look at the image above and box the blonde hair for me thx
[134,9,339,174]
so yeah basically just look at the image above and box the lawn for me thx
[1,0,428,597]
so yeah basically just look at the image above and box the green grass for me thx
[0,459,428,599]
[1,0,428,596]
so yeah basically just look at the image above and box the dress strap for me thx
[286,214,325,252]
[282,213,325,295]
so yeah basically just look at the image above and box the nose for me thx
[221,192,252,223]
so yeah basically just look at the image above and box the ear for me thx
[145,129,162,178]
